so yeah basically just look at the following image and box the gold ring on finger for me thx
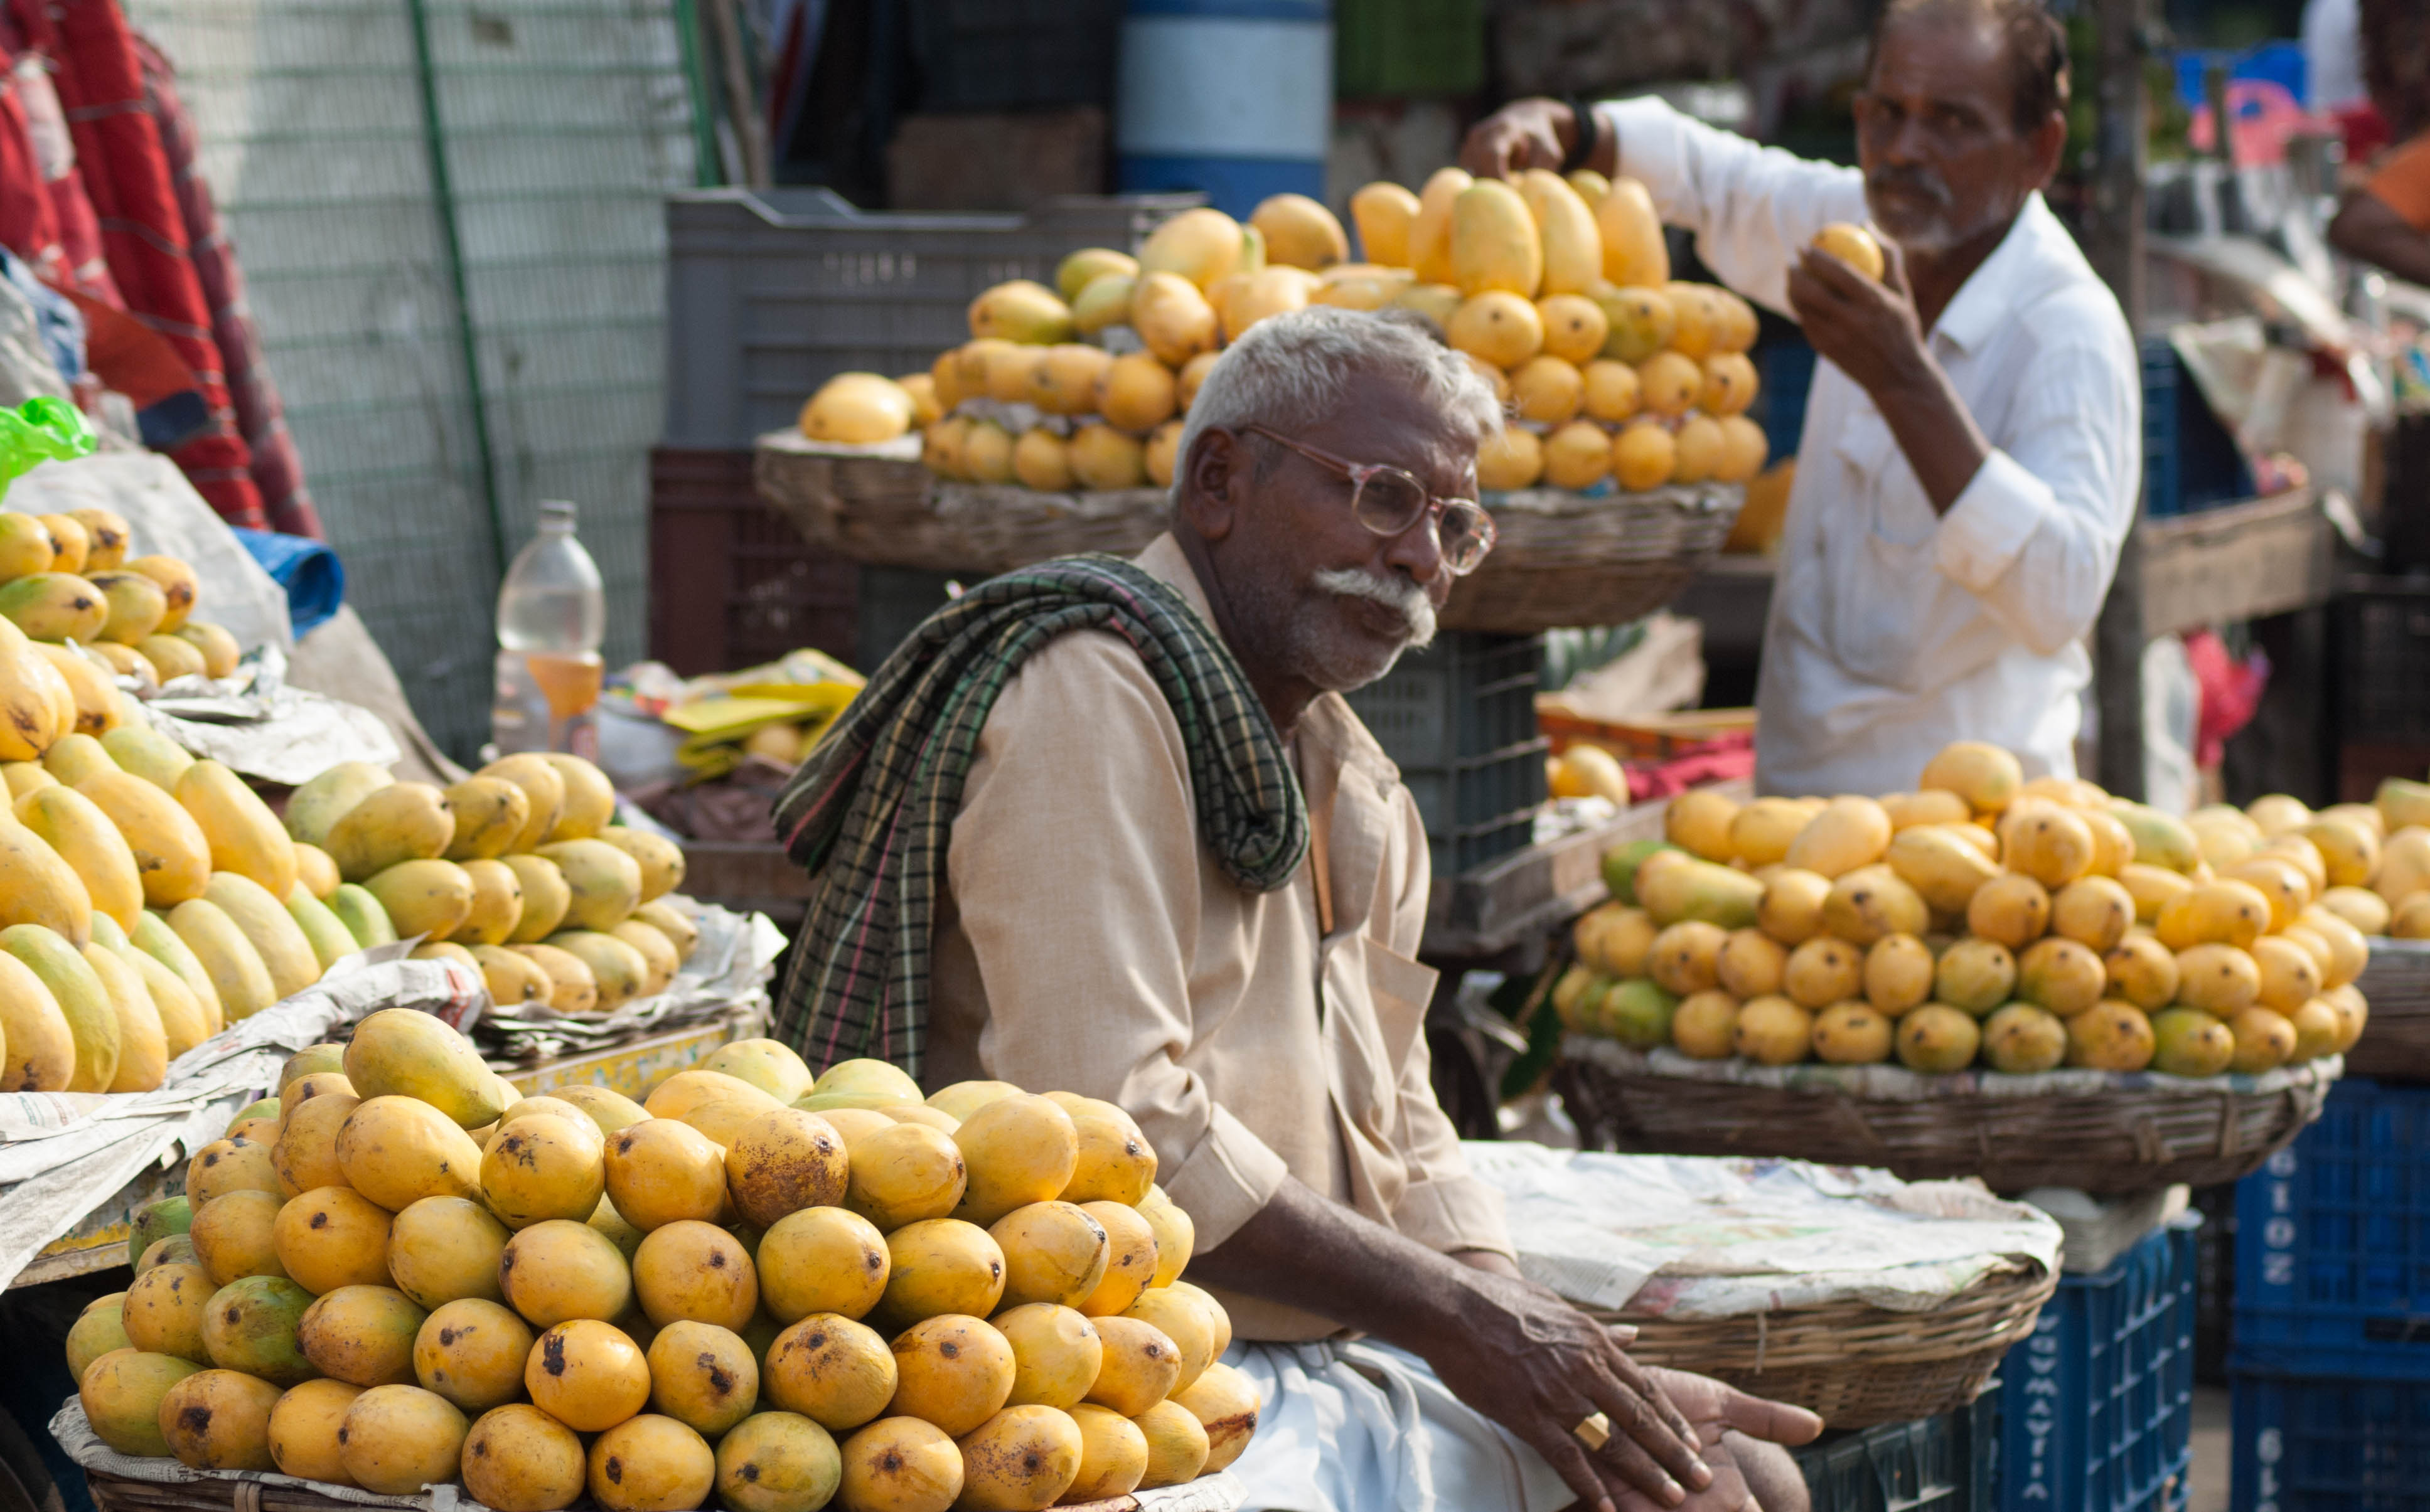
[1573,1411,1612,1452]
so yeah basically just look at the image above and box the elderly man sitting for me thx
[771,308,1821,1511]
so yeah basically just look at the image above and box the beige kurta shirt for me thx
[926,534,1514,1341]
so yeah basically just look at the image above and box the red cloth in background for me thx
[1624,733,1758,803]
[25,0,262,528]
[134,35,316,537]
[2183,629,2271,770]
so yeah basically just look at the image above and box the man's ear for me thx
[1178,427,1243,545]
[2025,109,2067,190]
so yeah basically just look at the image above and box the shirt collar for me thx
[1930,193,2072,354]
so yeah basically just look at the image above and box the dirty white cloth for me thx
[1599,97,2140,797]
[1223,1338,1573,1512]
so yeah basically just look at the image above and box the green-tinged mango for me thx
[130,1196,194,1269]
[536,840,641,932]
[86,942,167,1092]
[138,634,206,683]
[168,899,279,1020]
[80,1350,205,1455]
[0,931,72,1090]
[174,622,241,679]
[326,783,454,883]
[634,900,699,963]
[283,762,395,849]
[89,572,166,646]
[3,922,115,1090]
[344,1005,506,1129]
[2111,802,2201,874]
[0,572,106,642]
[99,723,194,791]
[135,911,224,1028]
[287,885,360,972]
[365,858,475,942]
[200,1275,319,1385]
[1600,839,1676,907]
[329,883,397,950]
[1635,856,1765,930]
[42,732,113,786]
[202,872,323,999]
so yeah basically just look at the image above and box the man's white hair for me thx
[1172,306,1504,503]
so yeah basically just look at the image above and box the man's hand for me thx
[1410,1264,1713,1508]
[1607,1370,1824,1512]
[1193,1178,1713,1511]
[1461,97,1580,179]
[1786,235,1992,513]
[1786,237,1930,402]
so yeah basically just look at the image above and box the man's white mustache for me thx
[1314,568,1437,649]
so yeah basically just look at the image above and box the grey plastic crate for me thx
[1345,632,1548,878]
[663,187,1201,449]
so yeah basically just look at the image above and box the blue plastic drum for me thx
[1115,0,1332,218]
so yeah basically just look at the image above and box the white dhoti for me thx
[1221,1338,1576,1512]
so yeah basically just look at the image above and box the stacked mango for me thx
[0,503,245,717]
[281,752,700,1018]
[866,172,1765,498]
[2296,777,2430,940]
[1558,740,2374,1078]
[69,1014,1257,1512]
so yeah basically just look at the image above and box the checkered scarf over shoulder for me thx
[768,553,1309,1077]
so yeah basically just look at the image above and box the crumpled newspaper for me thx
[474,902,788,1063]
[1463,1142,2063,1319]
[139,642,403,784]
[48,1398,1248,1512]
[1565,1034,2344,1100]
[0,952,479,1291]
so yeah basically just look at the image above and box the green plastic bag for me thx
[0,397,94,489]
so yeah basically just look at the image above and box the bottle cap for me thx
[537,499,577,527]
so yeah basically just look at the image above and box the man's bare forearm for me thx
[2330,192,2430,287]
[1873,346,1993,516]
[1188,1176,1485,1349]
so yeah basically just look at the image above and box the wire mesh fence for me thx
[128,0,703,761]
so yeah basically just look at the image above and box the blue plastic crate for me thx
[2140,336,2254,519]
[2232,1077,2430,1380]
[2230,1371,2430,1511]
[1997,1215,2198,1512]
[1796,1382,1998,1512]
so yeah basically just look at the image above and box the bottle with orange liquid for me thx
[489,500,606,759]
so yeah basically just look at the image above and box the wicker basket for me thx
[1553,1040,2335,1195]
[2347,938,2430,1082]
[1587,1259,2056,1429]
[755,430,1742,633]
[84,1469,1233,1512]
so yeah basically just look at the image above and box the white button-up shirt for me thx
[1600,98,2141,797]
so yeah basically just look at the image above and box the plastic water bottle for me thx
[490,500,606,759]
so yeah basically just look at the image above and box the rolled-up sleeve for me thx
[1932,301,2141,656]
[1598,96,1868,317]
[946,632,1289,1248]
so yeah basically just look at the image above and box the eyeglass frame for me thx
[1238,423,1498,576]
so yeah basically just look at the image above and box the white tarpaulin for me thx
[0,952,478,1292]
[1464,1143,2063,1318]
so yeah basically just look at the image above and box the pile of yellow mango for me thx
[803,173,1801,498]
[72,1016,1253,1512]
[1559,742,2377,1078]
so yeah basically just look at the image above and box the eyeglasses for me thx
[1241,425,1497,576]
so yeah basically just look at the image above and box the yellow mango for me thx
[4,923,113,1089]
[203,871,323,998]
[78,770,210,907]
[284,761,395,849]
[1595,176,1669,287]
[1408,166,1473,285]
[176,760,296,898]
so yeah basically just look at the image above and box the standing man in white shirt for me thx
[1462,0,2141,797]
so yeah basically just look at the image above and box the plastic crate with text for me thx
[664,188,1199,450]
[2232,1075,2430,1380]
[1996,1215,2197,1512]
[1794,1382,1999,1512]
[2230,1371,2430,1512]
[1342,631,1547,878]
